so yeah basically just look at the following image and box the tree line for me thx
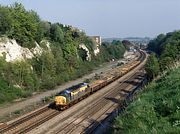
[0,3,126,104]
[111,30,180,134]
[145,31,180,79]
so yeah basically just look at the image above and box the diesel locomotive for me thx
[54,50,145,110]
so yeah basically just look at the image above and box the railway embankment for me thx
[94,72,148,134]
[109,67,180,134]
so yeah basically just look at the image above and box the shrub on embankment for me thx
[145,31,180,79]
[111,30,180,134]
[111,67,180,134]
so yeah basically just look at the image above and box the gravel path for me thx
[0,61,120,118]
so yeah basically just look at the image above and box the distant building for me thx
[89,36,102,56]
[90,36,102,46]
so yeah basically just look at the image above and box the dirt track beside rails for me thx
[0,59,128,120]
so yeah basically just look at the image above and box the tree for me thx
[0,3,128,104]
[62,43,79,70]
[3,3,40,48]
[147,31,180,73]
[50,23,64,43]
[161,43,178,60]
[145,53,160,79]
[35,21,52,43]
[159,56,172,71]
[0,6,13,35]
[10,61,38,89]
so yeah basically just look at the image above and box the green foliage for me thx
[7,3,39,48]
[159,56,172,71]
[148,34,166,55]
[147,31,180,71]
[12,62,38,89]
[145,53,160,79]
[0,58,33,103]
[0,3,127,105]
[35,21,51,43]
[31,51,56,90]
[113,30,180,133]
[112,68,180,134]
[0,6,13,35]
[50,23,64,43]
[62,42,79,70]
[100,41,126,61]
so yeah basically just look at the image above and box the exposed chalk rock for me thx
[0,38,33,62]
[0,37,51,62]
[93,47,100,56]
[31,42,43,56]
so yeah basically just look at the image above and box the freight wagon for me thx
[54,50,144,110]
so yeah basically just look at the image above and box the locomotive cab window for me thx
[57,91,69,98]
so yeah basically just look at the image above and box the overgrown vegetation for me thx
[112,67,180,134]
[111,31,180,133]
[145,31,180,79]
[0,3,126,104]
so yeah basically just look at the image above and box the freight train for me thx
[54,50,145,110]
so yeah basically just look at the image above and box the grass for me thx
[111,67,180,134]
[0,77,32,105]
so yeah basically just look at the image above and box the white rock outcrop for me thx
[0,38,33,62]
[93,47,100,56]
[31,42,43,56]
[79,43,91,61]
[0,37,51,62]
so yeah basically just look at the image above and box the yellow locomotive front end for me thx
[55,96,67,106]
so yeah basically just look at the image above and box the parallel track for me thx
[1,109,59,134]
[0,107,49,133]
[51,50,146,134]
[0,50,146,134]
[85,73,146,134]
[53,72,144,134]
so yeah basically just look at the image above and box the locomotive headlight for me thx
[55,96,67,105]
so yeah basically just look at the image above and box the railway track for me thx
[83,51,146,134]
[49,71,145,134]
[0,106,48,133]
[44,51,146,134]
[85,73,146,134]
[0,50,146,134]
[0,108,60,134]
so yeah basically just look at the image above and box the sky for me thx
[1,0,180,38]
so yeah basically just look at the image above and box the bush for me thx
[112,68,180,134]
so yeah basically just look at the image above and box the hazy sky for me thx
[1,0,180,38]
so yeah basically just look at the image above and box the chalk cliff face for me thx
[78,42,101,61]
[31,42,43,56]
[0,37,100,63]
[0,37,50,62]
[93,47,100,56]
